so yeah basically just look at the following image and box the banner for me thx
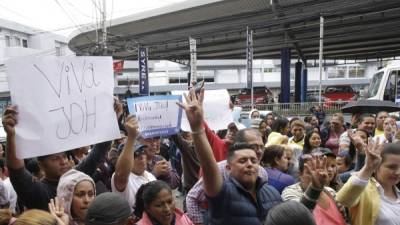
[171,89,233,131]
[189,37,197,84]
[126,95,182,138]
[138,47,149,95]
[246,27,253,89]
[7,56,120,159]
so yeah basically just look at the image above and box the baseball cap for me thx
[134,144,147,158]
[311,147,336,158]
[85,192,131,225]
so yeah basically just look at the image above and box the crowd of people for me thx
[0,86,400,225]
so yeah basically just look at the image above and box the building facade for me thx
[0,18,73,112]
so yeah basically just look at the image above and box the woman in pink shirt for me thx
[282,153,347,225]
[134,180,194,225]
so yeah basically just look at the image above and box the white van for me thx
[368,60,400,102]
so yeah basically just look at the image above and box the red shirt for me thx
[203,122,230,162]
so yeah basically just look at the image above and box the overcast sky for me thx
[0,0,186,36]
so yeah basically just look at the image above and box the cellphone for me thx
[194,80,204,93]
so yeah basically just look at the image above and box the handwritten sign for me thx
[171,89,233,131]
[127,95,182,138]
[6,56,120,159]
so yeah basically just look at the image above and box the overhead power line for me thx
[53,0,95,44]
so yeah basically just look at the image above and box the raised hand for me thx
[152,160,169,177]
[49,197,69,225]
[177,88,205,132]
[304,156,329,190]
[2,105,18,136]
[348,130,366,151]
[124,115,139,139]
[113,97,124,119]
[364,138,383,171]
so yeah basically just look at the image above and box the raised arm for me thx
[177,88,223,197]
[336,139,383,207]
[300,156,328,210]
[113,115,139,192]
[3,106,51,210]
[2,106,24,170]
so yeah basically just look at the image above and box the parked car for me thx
[322,85,357,108]
[233,87,274,105]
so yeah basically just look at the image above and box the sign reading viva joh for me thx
[127,95,182,138]
[6,56,120,159]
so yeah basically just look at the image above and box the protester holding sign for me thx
[2,104,116,211]
[111,115,156,211]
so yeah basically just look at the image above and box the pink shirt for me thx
[313,195,346,225]
[325,130,342,155]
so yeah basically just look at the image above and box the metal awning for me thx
[68,0,400,61]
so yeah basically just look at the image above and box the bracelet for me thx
[191,128,205,135]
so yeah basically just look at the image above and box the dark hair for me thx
[227,142,256,163]
[134,180,172,220]
[381,143,400,163]
[303,131,321,154]
[217,129,228,139]
[265,200,316,225]
[304,116,312,123]
[25,159,41,175]
[298,154,313,173]
[359,114,375,124]
[271,117,289,134]
[0,159,5,172]
[261,145,285,168]
[266,112,275,119]
[338,151,353,167]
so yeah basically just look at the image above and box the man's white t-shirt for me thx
[111,171,156,210]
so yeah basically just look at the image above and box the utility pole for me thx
[101,0,107,51]
[318,16,324,105]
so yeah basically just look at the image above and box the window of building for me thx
[169,78,188,84]
[14,37,20,46]
[348,66,365,78]
[55,47,61,56]
[327,66,346,78]
[118,80,138,86]
[197,77,214,83]
[5,36,10,47]
[22,39,28,48]
[263,68,273,73]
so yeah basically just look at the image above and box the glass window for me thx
[22,39,28,48]
[349,66,366,78]
[383,71,399,101]
[368,72,384,98]
[14,37,20,46]
[5,36,10,47]
[327,67,346,78]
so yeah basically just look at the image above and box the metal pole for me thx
[246,27,254,109]
[318,16,324,104]
[102,0,107,49]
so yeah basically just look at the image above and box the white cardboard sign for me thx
[171,89,233,131]
[7,56,120,158]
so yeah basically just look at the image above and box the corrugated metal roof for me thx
[69,0,400,61]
